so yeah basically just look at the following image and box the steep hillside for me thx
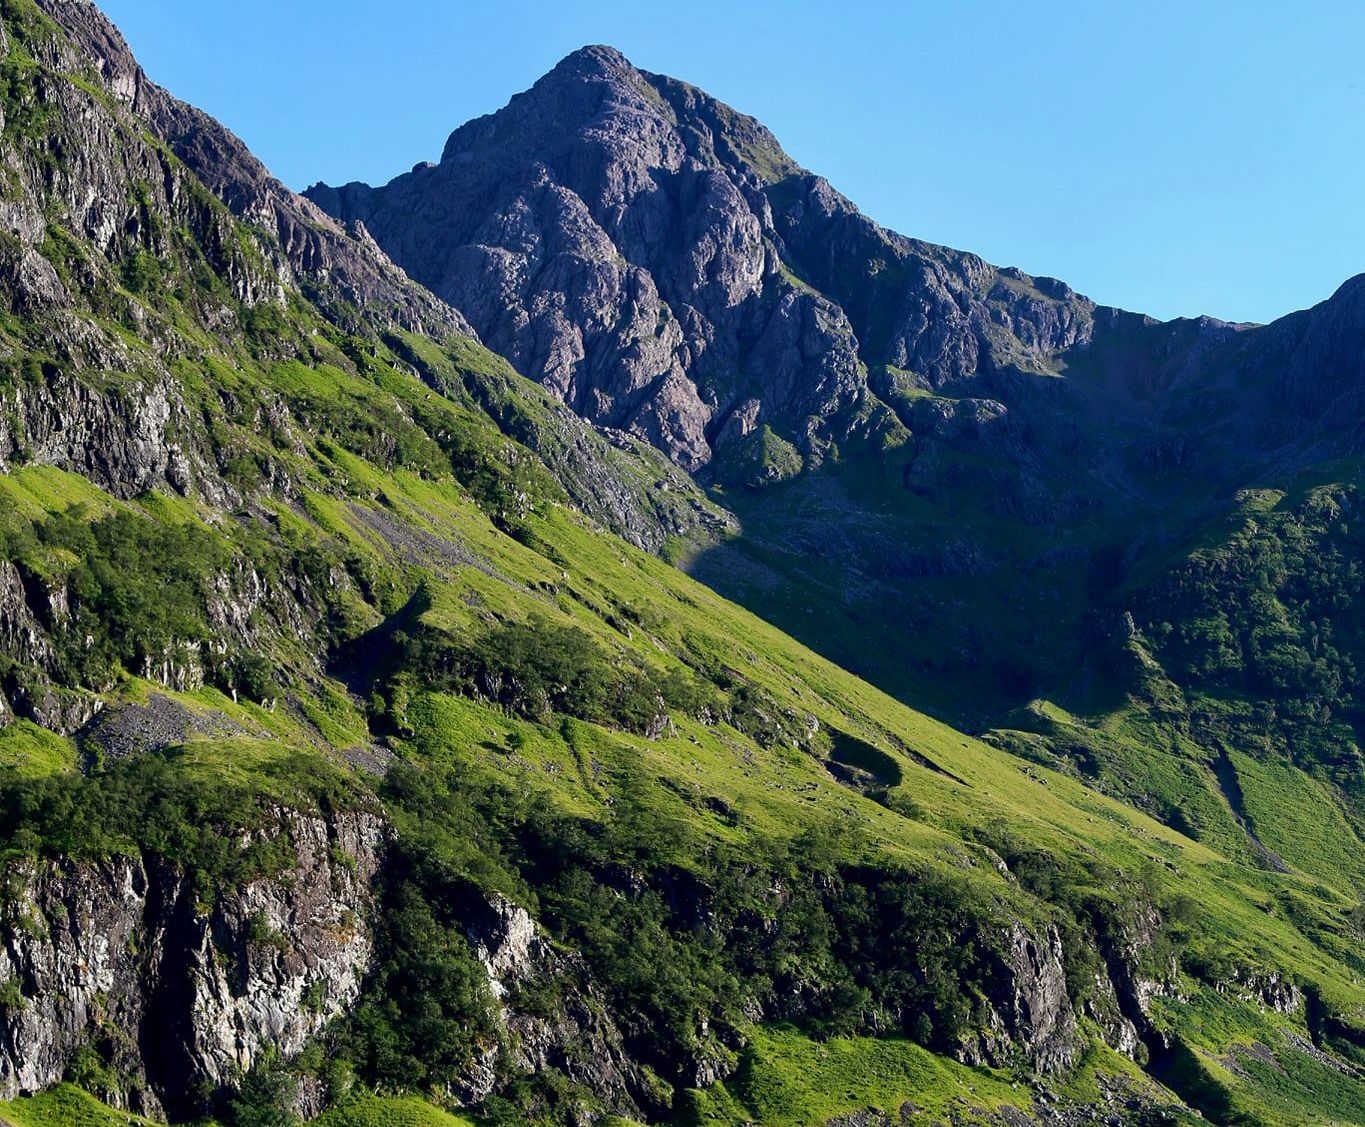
[306,37,1365,922]
[2,4,1365,1127]
[0,0,723,552]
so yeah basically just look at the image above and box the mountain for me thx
[305,45,1365,486]
[306,39,1365,898]
[305,45,1095,480]
[2,4,1365,1127]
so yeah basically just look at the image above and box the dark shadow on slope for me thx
[330,583,432,699]
[683,438,1113,733]
[1210,748,1289,874]
[1146,1035,1253,1126]
[827,729,903,788]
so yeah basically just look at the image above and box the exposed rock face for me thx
[1087,900,1181,1064]
[0,3,246,503]
[0,373,209,501]
[0,557,103,731]
[436,355,734,550]
[1083,968,1143,1061]
[0,0,352,503]
[1215,967,1304,1016]
[0,560,52,670]
[461,893,659,1119]
[955,922,1077,1075]
[0,808,383,1119]
[0,527,338,737]
[0,0,470,511]
[307,46,1096,475]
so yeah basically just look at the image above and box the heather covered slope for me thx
[2,3,1365,1126]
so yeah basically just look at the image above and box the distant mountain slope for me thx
[307,46,1365,488]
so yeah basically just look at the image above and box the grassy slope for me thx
[0,1086,476,1127]
[5,447,1365,1123]
[682,1025,1172,1127]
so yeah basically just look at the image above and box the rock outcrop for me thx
[1086,900,1181,1065]
[462,893,658,1118]
[958,922,1078,1075]
[0,372,208,502]
[0,807,383,1119]
[34,0,471,340]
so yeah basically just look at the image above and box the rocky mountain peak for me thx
[438,43,665,168]
[545,42,637,82]
[309,46,1100,475]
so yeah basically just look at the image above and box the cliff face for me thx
[461,894,659,1119]
[0,372,207,503]
[0,808,384,1119]
[0,808,1193,1124]
[448,877,1103,1112]
[31,0,471,339]
[307,46,1096,477]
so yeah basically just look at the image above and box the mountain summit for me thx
[307,46,1093,478]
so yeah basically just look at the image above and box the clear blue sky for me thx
[100,0,1365,324]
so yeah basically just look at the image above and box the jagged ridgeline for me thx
[0,2,1364,1127]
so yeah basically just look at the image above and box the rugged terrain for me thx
[308,33,1365,900]
[1,2,1365,1126]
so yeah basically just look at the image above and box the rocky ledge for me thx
[0,807,384,1119]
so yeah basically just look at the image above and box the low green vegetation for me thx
[315,1094,477,1127]
[0,746,369,893]
[683,1025,1030,1126]
[0,1084,160,1127]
